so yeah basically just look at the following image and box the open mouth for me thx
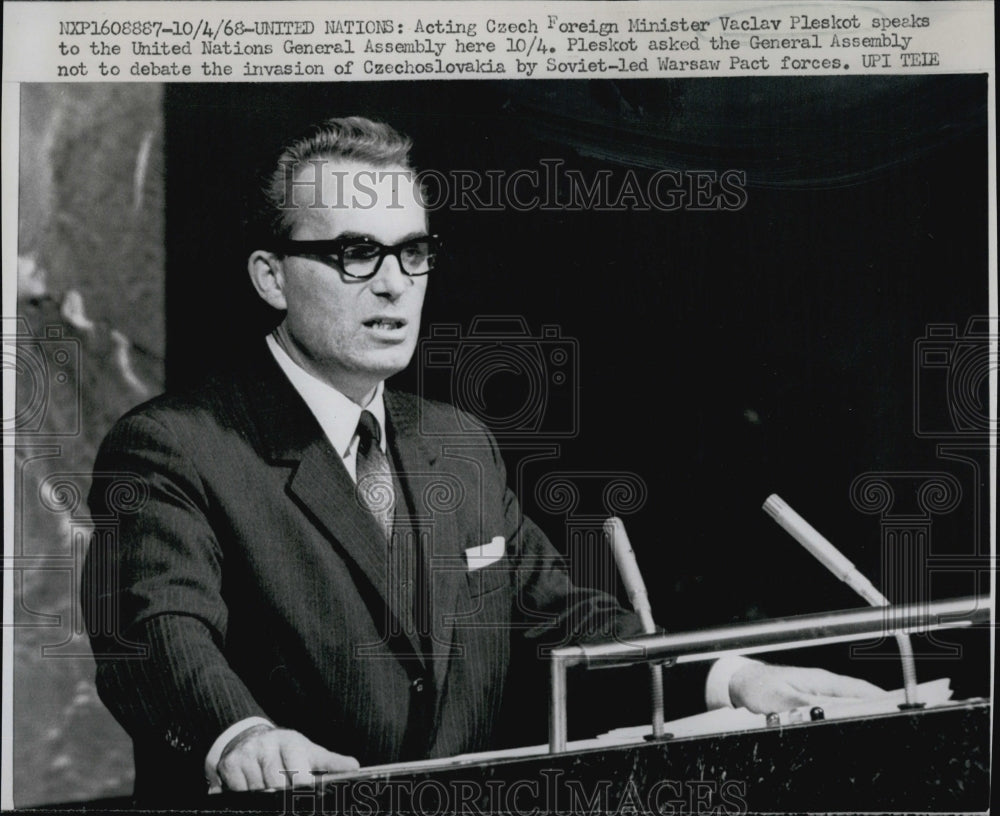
[363,319,407,330]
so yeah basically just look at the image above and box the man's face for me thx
[273,160,429,400]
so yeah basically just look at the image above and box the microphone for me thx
[762,494,921,707]
[762,494,887,606]
[604,517,655,634]
[603,517,666,738]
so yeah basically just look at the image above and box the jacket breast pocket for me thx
[465,558,511,599]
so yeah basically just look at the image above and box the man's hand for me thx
[213,723,360,793]
[729,662,889,714]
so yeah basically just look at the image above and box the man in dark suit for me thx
[83,116,885,801]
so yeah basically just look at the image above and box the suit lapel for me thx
[286,439,396,620]
[385,391,465,694]
[239,346,424,661]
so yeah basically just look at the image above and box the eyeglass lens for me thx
[343,239,436,277]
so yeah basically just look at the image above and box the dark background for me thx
[164,77,990,712]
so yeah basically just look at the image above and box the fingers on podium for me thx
[218,727,359,792]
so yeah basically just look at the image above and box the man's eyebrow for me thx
[332,230,431,244]
[330,231,376,242]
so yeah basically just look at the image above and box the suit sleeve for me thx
[475,423,712,720]
[82,412,270,766]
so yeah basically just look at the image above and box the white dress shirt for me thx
[264,333,388,475]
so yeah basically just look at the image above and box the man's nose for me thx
[369,253,409,298]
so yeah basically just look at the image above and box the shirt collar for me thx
[265,333,387,457]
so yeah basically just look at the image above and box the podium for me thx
[31,701,990,813]
[43,597,989,813]
[240,701,989,813]
[252,596,991,814]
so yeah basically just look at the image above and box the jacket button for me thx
[411,677,424,693]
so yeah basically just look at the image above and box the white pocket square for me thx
[465,536,505,570]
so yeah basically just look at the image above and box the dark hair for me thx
[247,116,414,248]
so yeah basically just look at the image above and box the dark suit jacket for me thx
[83,345,656,802]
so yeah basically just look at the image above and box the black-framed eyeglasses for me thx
[275,235,440,280]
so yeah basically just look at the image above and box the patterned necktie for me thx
[355,410,395,538]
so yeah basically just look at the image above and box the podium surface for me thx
[234,699,989,814]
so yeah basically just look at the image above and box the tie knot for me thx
[357,410,382,453]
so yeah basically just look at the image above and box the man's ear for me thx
[248,251,288,311]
